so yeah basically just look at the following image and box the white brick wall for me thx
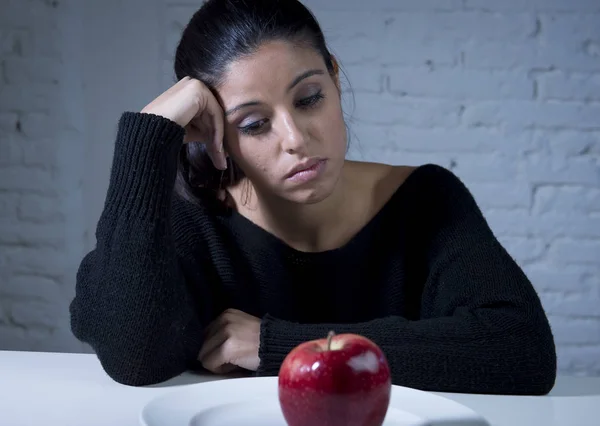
[1,0,598,378]
[0,0,86,352]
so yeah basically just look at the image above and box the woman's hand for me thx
[198,309,262,374]
[141,76,227,169]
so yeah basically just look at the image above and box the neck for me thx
[230,171,351,253]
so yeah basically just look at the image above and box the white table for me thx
[1,350,599,426]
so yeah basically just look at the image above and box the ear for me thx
[330,54,341,92]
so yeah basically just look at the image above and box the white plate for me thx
[140,376,489,426]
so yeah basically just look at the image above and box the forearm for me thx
[256,309,556,395]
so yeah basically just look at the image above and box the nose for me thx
[279,112,308,155]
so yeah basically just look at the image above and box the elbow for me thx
[94,346,187,387]
[70,308,187,387]
[511,322,557,396]
[528,331,557,395]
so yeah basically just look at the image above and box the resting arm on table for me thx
[256,166,557,396]
[69,113,212,386]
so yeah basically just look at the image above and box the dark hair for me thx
[173,0,337,207]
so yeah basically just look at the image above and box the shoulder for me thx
[402,163,479,210]
[344,160,417,206]
[403,164,471,194]
[347,161,474,203]
[349,161,483,224]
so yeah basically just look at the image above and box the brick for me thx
[540,290,600,317]
[3,58,61,86]
[539,45,600,72]
[532,130,600,159]
[485,210,600,238]
[8,300,60,329]
[524,154,600,186]
[311,12,392,65]
[465,0,600,12]
[324,36,382,66]
[0,325,27,350]
[0,0,59,26]
[0,193,18,219]
[160,59,176,90]
[0,301,7,324]
[164,28,182,60]
[164,5,197,32]
[314,11,386,39]
[0,84,61,112]
[559,346,600,376]
[0,134,23,165]
[533,186,600,215]
[451,153,519,182]
[0,275,63,304]
[497,236,546,263]
[379,40,457,67]
[0,29,31,56]
[541,14,600,44]
[524,264,597,292]
[538,71,600,102]
[388,67,533,100]
[0,221,64,248]
[29,25,62,58]
[469,182,532,209]
[354,149,456,169]
[18,194,64,222]
[549,239,600,265]
[352,93,461,127]
[343,65,385,93]
[0,167,56,193]
[0,112,19,132]
[3,247,66,277]
[464,40,600,71]
[305,0,464,11]
[21,138,58,168]
[385,12,536,42]
[28,326,82,352]
[349,125,528,152]
[549,317,600,345]
[463,101,600,129]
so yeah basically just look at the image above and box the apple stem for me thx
[327,330,335,351]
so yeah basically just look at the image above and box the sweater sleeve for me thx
[256,165,557,396]
[69,112,209,386]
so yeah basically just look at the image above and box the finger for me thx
[187,113,222,170]
[202,319,220,343]
[183,123,204,144]
[198,326,228,361]
[203,309,243,339]
[201,341,236,374]
[204,94,227,170]
[202,312,227,341]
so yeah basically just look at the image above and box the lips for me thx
[285,158,324,179]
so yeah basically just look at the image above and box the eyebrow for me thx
[224,69,325,116]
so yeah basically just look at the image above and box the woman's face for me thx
[218,40,347,205]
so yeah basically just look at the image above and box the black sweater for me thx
[69,112,557,394]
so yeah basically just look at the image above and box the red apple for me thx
[278,331,392,426]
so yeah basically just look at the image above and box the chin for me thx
[294,190,331,205]
[285,178,339,205]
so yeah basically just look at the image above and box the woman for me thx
[69,0,557,394]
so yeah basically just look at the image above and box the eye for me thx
[239,119,269,136]
[296,91,325,109]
